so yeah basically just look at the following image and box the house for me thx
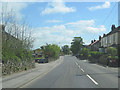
[88,39,101,51]
[99,25,120,53]
[33,48,42,58]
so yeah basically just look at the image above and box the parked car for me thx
[38,58,48,63]
[75,54,80,58]
[35,59,39,63]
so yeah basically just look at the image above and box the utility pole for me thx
[118,1,120,26]
[118,2,120,86]
[118,1,120,67]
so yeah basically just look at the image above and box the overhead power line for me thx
[102,2,117,26]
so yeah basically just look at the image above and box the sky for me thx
[1,1,118,49]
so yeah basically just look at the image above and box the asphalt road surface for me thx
[22,55,118,88]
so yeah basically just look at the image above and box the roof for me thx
[88,40,99,46]
[102,26,120,38]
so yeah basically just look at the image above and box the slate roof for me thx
[88,40,99,46]
[102,26,120,38]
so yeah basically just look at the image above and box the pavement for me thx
[2,56,64,88]
[22,55,118,88]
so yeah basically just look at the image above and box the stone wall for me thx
[1,25,35,76]
[2,60,35,76]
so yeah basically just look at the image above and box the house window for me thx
[105,37,107,44]
[109,36,111,44]
[101,39,103,46]
[113,34,116,43]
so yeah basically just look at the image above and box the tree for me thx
[62,45,70,55]
[1,5,35,75]
[70,37,84,55]
[79,48,90,59]
[41,44,60,59]
[107,47,117,56]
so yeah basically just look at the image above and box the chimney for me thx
[117,26,120,30]
[91,40,94,43]
[111,25,116,31]
[99,36,101,40]
[2,25,5,31]
[103,34,106,37]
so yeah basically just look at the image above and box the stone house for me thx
[33,48,42,58]
[88,39,101,51]
[99,25,120,53]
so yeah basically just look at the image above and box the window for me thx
[113,34,116,42]
[105,37,107,44]
[109,36,111,44]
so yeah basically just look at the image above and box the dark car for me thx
[75,54,80,58]
[35,59,39,63]
[38,58,48,63]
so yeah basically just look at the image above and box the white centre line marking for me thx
[81,68,84,72]
[78,65,80,68]
[86,74,98,85]
[75,62,78,66]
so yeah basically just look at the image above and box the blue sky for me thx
[22,2,117,28]
[2,1,118,49]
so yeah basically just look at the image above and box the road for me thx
[22,55,118,88]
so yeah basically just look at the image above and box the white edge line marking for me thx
[75,62,78,66]
[81,68,84,72]
[86,74,98,85]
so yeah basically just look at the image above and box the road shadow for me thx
[78,59,118,68]
[76,72,118,77]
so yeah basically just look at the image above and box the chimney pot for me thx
[91,40,94,43]
[117,26,120,30]
[111,25,116,31]
[103,34,106,37]
[99,36,101,40]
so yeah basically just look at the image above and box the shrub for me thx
[42,44,60,60]
[107,47,117,56]
[79,48,90,59]
[89,51,103,59]
[99,54,108,65]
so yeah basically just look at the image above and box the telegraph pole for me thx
[118,1,120,67]
[118,3,120,88]
[118,1,120,26]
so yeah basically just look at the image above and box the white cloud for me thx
[88,1,110,11]
[41,0,76,15]
[32,20,106,49]
[0,3,28,20]
[46,20,62,23]
[65,20,106,34]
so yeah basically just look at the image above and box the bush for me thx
[41,44,60,60]
[99,54,108,65]
[99,54,118,67]
[88,51,103,63]
[89,51,103,59]
[78,48,90,59]
[12,56,21,62]
[107,47,117,56]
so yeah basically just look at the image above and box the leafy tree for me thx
[62,45,70,55]
[1,6,34,65]
[41,44,60,59]
[79,48,90,59]
[70,37,84,55]
[107,47,117,56]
